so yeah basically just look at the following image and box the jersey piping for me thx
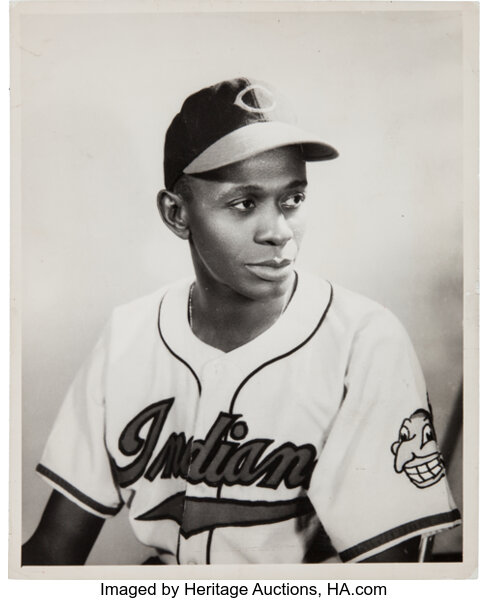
[36,463,123,517]
[156,274,334,564]
[229,281,334,414]
[158,292,202,564]
[206,281,335,563]
[158,295,202,395]
[339,509,461,562]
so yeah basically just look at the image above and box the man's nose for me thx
[255,206,293,246]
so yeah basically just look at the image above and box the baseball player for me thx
[23,78,460,565]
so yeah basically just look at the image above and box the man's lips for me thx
[245,258,294,282]
[248,258,293,268]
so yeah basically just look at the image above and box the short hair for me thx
[172,175,194,202]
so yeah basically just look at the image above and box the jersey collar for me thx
[158,272,332,381]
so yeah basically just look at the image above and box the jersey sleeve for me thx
[36,319,124,518]
[307,308,461,562]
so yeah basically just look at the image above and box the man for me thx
[23,78,460,565]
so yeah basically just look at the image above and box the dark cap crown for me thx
[163,77,338,189]
[164,78,296,189]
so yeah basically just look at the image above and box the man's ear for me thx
[157,189,190,240]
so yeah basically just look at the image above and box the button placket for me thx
[176,361,213,565]
[178,358,242,564]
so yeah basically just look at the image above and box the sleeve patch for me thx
[390,409,446,488]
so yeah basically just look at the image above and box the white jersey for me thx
[38,272,460,564]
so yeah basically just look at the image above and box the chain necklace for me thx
[188,282,195,329]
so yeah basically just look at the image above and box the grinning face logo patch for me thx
[390,409,446,488]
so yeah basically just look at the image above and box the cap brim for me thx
[182,121,338,175]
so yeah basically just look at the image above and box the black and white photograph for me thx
[9,0,478,579]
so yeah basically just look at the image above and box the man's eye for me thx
[231,199,256,211]
[281,193,305,209]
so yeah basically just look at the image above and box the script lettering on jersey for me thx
[115,398,317,490]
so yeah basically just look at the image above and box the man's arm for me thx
[22,490,105,565]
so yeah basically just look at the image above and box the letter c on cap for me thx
[234,84,276,113]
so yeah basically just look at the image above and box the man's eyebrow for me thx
[220,179,308,199]
[284,179,308,189]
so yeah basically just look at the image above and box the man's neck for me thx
[189,275,296,353]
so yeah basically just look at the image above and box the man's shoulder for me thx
[109,278,190,331]
[327,280,412,348]
[297,273,409,344]
[330,281,393,318]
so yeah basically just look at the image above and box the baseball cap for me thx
[164,77,339,190]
